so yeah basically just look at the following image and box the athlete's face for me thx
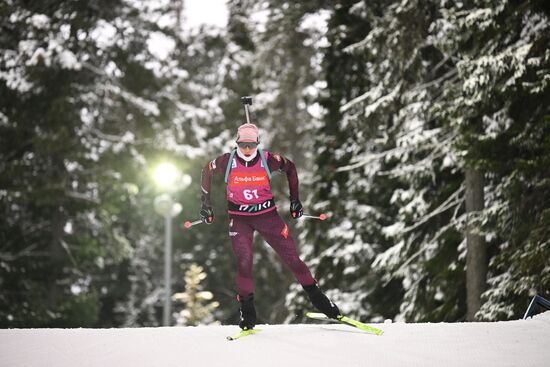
[238,142,258,157]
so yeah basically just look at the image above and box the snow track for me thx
[1,312,549,367]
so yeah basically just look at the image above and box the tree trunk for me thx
[47,157,68,319]
[465,167,487,321]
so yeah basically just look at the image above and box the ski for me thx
[226,328,262,341]
[306,312,384,335]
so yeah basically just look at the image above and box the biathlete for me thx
[199,122,340,330]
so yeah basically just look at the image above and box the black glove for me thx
[200,204,214,224]
[290,200,303,219]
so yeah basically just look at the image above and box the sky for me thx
[145,0,228,60]
[184,0,228,29]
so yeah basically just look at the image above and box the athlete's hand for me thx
[200,204,214,224]
[290,200,303,219]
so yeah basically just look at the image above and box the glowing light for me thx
[153,162,179,189]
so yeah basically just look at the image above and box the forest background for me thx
[1,0,549,328]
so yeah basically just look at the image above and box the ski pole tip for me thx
[319,213,327,220]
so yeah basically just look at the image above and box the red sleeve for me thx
[201,153,231,205]
[267,152,300,202]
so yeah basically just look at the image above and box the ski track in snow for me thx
[1,312,549,367]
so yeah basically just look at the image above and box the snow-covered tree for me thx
[173,263,219,326]
[0,0,224,327]
[297,0,549,323]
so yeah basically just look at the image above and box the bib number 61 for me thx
[243,189,259,200]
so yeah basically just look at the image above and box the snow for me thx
[249,4,270,34]
[298,9,331,48]
[1,312,549,367]
[147,32,175,61]
[0,110,8,126]
[58,50,81,70]
[30,14,50,29]
[183,0,228,30]
[90,20,117,50]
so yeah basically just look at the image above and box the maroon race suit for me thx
[201,150,315,295]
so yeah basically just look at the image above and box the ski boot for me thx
[303,283,341,319]
[237,293,257,330]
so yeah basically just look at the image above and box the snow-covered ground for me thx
[1,312,549,367]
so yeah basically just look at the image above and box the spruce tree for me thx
[173,263,219,326]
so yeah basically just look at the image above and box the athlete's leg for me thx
[252,210,315,286]
[229,215,257,329]
[253,211,340,319]
[229,215,255,295]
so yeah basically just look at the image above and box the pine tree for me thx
[0,0,220,327]
[297,0,465,322]
[0,0,133,327]
[301,0,550,323]
[173,263,219,326]
[446,0,550,320]
[285,0,407,322]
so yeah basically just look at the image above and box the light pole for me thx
[153,162,184,326]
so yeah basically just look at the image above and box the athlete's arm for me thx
[201,153,230,205]
[267,152,299,202]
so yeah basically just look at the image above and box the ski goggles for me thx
[237,142,258,149]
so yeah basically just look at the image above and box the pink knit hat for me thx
[236,123,259,142]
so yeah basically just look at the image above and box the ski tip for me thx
[226,328,262,341]
[306,312,326,318]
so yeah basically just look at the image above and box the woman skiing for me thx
[200,122,340,330]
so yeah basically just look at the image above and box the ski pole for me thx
[183,219,202,229]
[301,213,327,221]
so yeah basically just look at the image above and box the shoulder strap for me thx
[224,149,237,183]
[224,148,272,183]
[258,147,272,181]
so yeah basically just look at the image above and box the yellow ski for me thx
[306,312,384,335]
[226,328,262,341]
